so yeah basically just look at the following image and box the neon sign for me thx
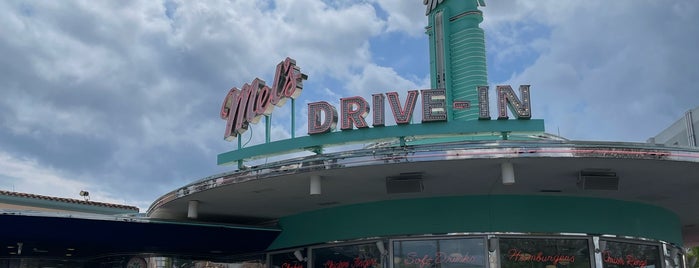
[322,258,378,268]
[220,57,308,140]
[308,85,532,135]
[507,249,576,265]
[602,251,648,268]
[403,252,479,268]
[221,58,533,142]
[217,58,543,167]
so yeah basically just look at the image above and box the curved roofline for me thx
[150,139,699,215]
[0,190,139,214]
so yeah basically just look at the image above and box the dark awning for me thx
[0,213,280,261]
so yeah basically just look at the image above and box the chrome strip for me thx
[148,140,699,214]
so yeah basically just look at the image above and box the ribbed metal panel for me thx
[450,27,487,121]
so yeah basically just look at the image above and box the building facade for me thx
[649,106,699,147]
[0,190,139,215]
[2,1,699,268]
[149,1,699,268]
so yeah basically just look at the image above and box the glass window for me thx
[270,250,307,268]
[393,238,486,268]
[498,237,591,268]
[599,240,660,268]
[312,242,384,268]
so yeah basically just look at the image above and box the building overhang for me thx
[0,211,280,261]
[151,140,699,246]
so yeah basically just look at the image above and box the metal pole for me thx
[291,98,296,138]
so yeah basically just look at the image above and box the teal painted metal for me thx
[218,0,539,167]
[268,195,681,250]
[427,0,486,122]
[217,119,544,165]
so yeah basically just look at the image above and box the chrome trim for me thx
[148,140,699,214]
[450,10,483,22]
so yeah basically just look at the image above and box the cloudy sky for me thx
[1,0,697,210]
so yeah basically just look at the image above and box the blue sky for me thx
[1,0,698,210]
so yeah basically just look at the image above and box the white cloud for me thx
[346,63,424,96]
[485,0,699,141]
[1,92,105,137]
[169,0,385,82]
[1,0,696,210]
[0,151,134,208]
[372,0,426,37]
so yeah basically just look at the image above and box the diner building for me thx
[147,0,699,267]
[2,1,699,267]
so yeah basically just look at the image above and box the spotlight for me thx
[187,200,199,219]
[310,175,322,195]
[501,162,515,185]
[488,237,498,252]
[79,190,90,201]
[376,241,387,256]
[293,250,305,262]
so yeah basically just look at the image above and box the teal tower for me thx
[425,0,487,121]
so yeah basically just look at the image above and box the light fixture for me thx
[670,247,679,257]
[187,200,199,219]
[386,172,424,194]
[79,190,89,201]
[501,162,515,185]
[376,241,387,256]
[310,175,322,195]
[293,250,305,262]
[488,237,498,252]
[578,169,619,190]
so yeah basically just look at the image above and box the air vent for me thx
[386,172,424,194]
[578,169,619,190]
[540,189,562,193]
[317,201,340,206]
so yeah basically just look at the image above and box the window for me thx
[599,240,660,268]
[312,242,384,268]
[393,237,486,268]
[270,249,307,268]
[498,237,591,268]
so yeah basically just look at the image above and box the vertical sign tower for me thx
[425,0,487,121]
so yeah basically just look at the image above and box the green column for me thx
[426,0,487,121]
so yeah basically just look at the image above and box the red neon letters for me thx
[507,249,576,265]
[220,57,307,140]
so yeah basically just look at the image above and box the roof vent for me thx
[578,169,619,190]
[386,172,424,194]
